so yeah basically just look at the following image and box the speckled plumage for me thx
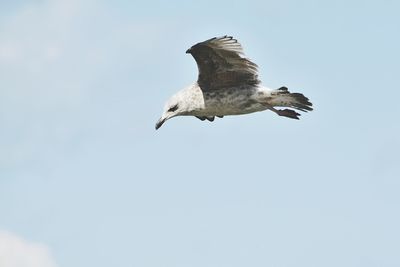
[155,36,312,130]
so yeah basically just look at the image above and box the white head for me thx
[155,90,192,130]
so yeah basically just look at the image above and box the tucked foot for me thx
[277,109,300,119]
[196,116,215,121]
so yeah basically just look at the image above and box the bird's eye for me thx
[168,104,179,112]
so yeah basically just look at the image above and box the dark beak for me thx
[155,117,166,130]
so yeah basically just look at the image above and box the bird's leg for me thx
[268,106,300,120]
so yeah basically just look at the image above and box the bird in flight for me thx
[155,36,312,130]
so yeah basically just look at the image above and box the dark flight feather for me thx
[186,36,260,91]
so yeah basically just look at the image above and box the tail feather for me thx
[289,92,313,111]
[267,86,313,119]
[271,87,313,111]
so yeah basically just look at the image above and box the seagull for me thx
[155,35,312,130]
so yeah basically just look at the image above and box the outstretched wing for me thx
[186,36,260,91]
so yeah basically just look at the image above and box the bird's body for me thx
[196,85,263,117]
[172,83,283,117]
[156,36,312,129]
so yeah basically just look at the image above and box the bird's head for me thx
[155,92,189,130]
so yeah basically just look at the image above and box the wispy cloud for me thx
[0,0,168,169]
[0,230,58,267]
[0,0,81,67]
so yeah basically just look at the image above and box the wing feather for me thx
[186,36,260,91]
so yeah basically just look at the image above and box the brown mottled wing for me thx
[186,36,260,91]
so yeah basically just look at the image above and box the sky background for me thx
[1,0,399,266]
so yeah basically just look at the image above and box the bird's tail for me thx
[267,87,313,119]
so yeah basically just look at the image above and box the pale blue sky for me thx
[1,0,399,266]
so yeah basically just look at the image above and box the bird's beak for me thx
[155,117,166,130]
